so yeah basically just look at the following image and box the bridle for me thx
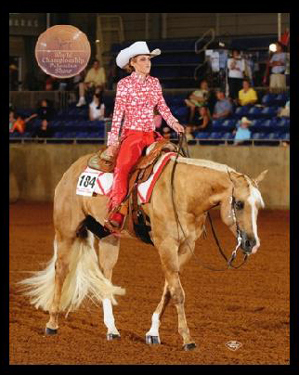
[170,133,248,272]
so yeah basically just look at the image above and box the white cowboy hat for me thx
[240,116,252,124]
[116,41,161,69]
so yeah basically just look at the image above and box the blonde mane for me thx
[172,156,237,174]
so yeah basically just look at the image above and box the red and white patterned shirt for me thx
[107,72,179,146]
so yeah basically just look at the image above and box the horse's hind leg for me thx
[97,235,121,340]
[45,235,74,334]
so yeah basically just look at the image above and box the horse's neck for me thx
[176,162,231,215]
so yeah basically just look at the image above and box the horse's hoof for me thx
[146,335,161,345]
[45,327,58,335]
[183,342,197,351]
[107,333,121,341]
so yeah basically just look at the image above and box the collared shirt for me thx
[238,88,258,106]
[214,99,232,116]
[84,67,106,87]
[107,72,178,146]
[270,52,286,74]
[227,57,245,79]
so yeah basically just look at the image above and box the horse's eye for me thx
[235,201,244,210]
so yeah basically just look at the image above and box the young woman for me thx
[105,41,185,229]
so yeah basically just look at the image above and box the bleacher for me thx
[9,35,289,146]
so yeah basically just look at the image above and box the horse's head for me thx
[220,169,268,255]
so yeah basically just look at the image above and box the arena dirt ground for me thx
[9,201,289,365]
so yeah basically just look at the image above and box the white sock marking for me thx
[146,312,160,337]
[103,298,118,334]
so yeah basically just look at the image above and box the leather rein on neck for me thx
[170,133,248,272]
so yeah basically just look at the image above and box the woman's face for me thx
[200,80,208,90]
[199,107,207,116]
[131,55,151,75]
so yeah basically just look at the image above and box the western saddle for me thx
[87,139,181,240]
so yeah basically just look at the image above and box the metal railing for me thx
[9,137,289,147]
[194,28,216,80]
[9,91,76,111]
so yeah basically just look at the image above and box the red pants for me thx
[108,129,162,212]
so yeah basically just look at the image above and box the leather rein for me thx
[170,133,248,272]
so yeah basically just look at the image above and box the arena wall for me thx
[9,144,289,209]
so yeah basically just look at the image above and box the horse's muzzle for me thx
[240,233,257,254]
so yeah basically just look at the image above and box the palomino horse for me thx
[20,152,267,351]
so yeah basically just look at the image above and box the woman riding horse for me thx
[104,41,185,230]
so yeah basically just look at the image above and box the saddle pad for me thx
[77,152,176,203]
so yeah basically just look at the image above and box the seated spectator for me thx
[34,119,53,138]
[9,109,16,132]
[89,92,105,121]
[194,106,212,133]
[28,99,55,126]
[185,79,210,122]
[233,116,251,145]
[9,109,33,134]
[269,41,287,93]
[238,79,258,106]
[162,126,171,140]
[212,89,233,120]
[77,59,106,107]
[185,124,195,142]
[278,100,290,117]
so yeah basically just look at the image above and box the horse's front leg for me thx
[145,280,171,345]
[97,234,121,340]
[155,239,196,351]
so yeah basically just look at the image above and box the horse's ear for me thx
[254,170,268,186]
[227,170,244,187]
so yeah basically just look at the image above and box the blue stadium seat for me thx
[247,106,263,118]
[211,119,225,129]
[210,132,224,139]
[234,106,249,118]
[223,132,234,140]
[261,93,275,106]
[194,132,210,139]
[280,132,290,140]
[252,132,266,140]
[260,106,278,118]
[250,119,263,131]
[222,119,236,129]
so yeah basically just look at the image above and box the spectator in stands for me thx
[278,100,290,117]
[269,41,287,93]
[185,125,195,142]
[33,119,53,138]
[238,79,258,106]
[28,99,55,126]
[162,126,172,140]
[77,59,106,107]
[233,116,251,145]
[9,109,33,134]
[9,109,16,132]
[194,106,212,133]
[185,79,210,122]
[212,89,233,120]
[89,92,105,121]
[227,49,245,102]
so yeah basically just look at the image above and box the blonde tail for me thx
[18,232,125,313]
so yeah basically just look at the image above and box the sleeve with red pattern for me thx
[107,79,127,146]
[155,78,179,129]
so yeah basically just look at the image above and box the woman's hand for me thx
[106,145,119,157]
[172,122,185,133]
